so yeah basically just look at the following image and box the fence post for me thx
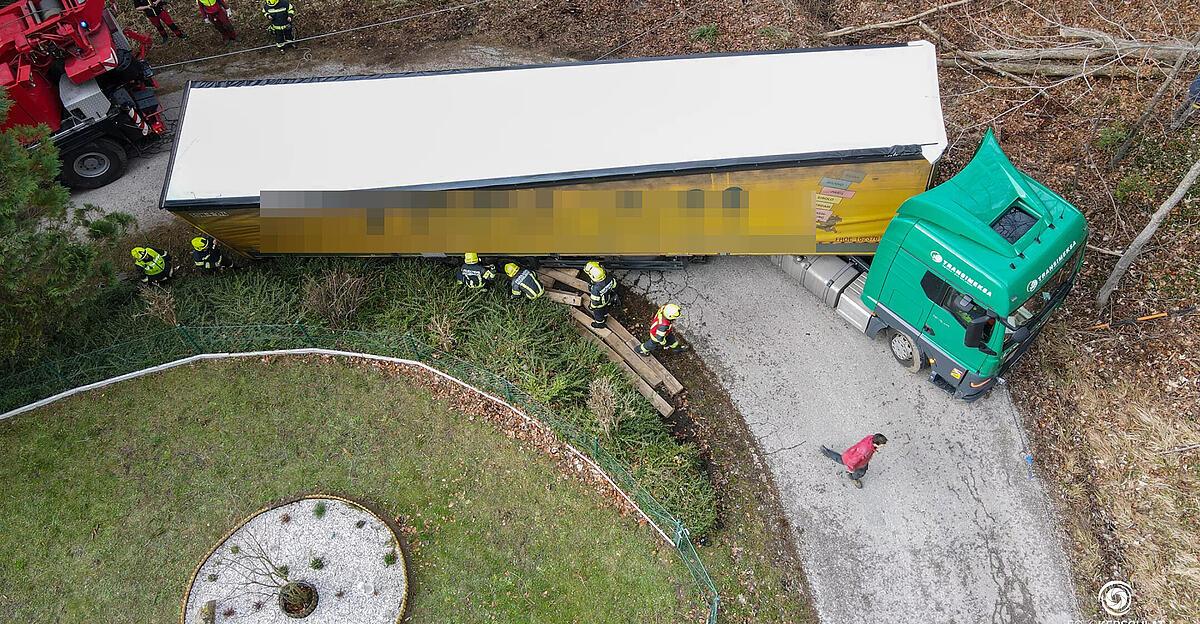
[673,521,689,549]
[176,326,203,354]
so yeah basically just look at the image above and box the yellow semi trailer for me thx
[160,42,946,259]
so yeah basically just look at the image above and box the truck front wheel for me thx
[60,138,129,189]
[885,328,925,373]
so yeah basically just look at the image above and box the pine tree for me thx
[0,93,134,359]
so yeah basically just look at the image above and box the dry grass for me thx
[1018,327,1200,621]
[426,314,456,351]
[588,376,619,440]
[301,268,369,329]
[136,284,178,327]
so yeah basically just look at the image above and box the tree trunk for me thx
[1096,157,1200,309]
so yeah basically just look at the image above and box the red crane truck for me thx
[1,0,166,188]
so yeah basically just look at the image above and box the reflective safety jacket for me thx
[589,274,618,308]
[647,310,674,345]
[262,0,294,28]
[135,247,168,276]
[510,269,545,300]
[457,263,496,289]
[198,0,227,9]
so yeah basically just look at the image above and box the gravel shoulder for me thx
[626,257,1080,624]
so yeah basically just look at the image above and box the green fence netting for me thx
[0,324,720,623]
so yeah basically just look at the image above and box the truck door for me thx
[918,272,989,371]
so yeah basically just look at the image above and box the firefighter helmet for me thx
[662,303,682,320]
[464,252,480,265]
[191,237,210,251]
[504,263,520,278]
[583,260,606,282]
[131,247,148,260]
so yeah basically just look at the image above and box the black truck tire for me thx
[60,138,128,189]
[885,328,925,373]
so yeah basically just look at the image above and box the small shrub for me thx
[383,549,397,566]
[302,268,369,329]
[758,25,791,44]
[587,377,620,440]
[1116,173,1152,204]
[1097,123,1128,151]
[253,601,264,611]
[313,501,327,519]
[335,590,346,599]
[229,545,240,554]
[221,607,236,618]
[427,315,456,351]
[276,564,289,579]
[135,285,178,327]
[690,24,718,43]
[310,557,325,570]
[355,519,366,529]
[207,573,218,582]
[280,513,291,524]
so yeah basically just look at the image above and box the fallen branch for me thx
[1086,243,1124,257]
[1109,32,1200,167]
[1096,157,1200,309]
[819,0,971,39]
[1157,442,1200,455]
[937,58,1139,77]
[1060,27,1199,61]
[920,22,1043,90]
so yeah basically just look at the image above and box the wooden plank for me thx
[544,289,583,306]
[567,307,663,388]
[535,272,556,289]
[605,317,685,396]
[572,326,675,417]
[540,268,591,293]
[567,306,611,338]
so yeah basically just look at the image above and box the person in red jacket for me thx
[197,0,237,42]
[821,433,887,489]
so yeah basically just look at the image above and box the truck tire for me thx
[885,328,925,373]
[60,138,128,189]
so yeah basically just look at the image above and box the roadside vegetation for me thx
[0,358,690,622]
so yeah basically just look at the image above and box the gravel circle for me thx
[182,496,407,624]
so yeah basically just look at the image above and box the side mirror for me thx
[1011,326,1031,343]
[964,316,997,355]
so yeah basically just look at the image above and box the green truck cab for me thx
[861,129,1087,400]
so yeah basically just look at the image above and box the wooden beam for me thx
[567,306,611,338]
[572,326,675,417]
[540,268,590,293]
[567,307,663,388]
[535,272,556,289]
[604,317,685,396]
[544,289,583,306]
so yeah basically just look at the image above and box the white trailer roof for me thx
[162,42,946,206]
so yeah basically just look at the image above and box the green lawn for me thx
[0,358,691,623]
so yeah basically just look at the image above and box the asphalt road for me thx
[626,257,1079,623]
[73,41,1080,624]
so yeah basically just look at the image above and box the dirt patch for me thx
[615,288,814,623]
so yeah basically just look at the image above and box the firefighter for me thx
[196,0,237,42]
[636,303,688,356]
[132,0,186,42]
[261,0,295,51]
[505,263,544,300]
[191,236,232,273]
[131,246,174,284]
[583,260,618,328]
[456,253,496,289]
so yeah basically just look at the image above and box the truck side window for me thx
[922,271,994,337]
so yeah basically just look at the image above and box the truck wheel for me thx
[885,328,925,373]
[60,139,128,189]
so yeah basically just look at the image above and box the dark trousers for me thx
[638,333,680,354]
[271,25,295,49]
[821,446,868,480]
[588,303,612,324]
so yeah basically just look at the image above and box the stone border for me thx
[179,492,411,624]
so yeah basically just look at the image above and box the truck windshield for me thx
[1006,247,1082,329]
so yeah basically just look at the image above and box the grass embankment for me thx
[0,358,690,622]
